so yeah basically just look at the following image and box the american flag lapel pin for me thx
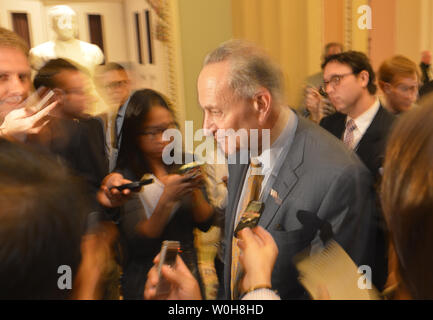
[270,189,282,205]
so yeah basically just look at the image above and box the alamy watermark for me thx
[357,265,372,290]
[56,264,372,292]
[161,121,271,166]
[357,5,372,30]
[57,265,72,290]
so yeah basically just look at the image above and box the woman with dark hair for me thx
[99,89,215,299]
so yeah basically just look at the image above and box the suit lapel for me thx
[259,118,307,229]
[225,162,249,238]
[330,112,346,139]
[259,169,299,228]
[356,105,384,153]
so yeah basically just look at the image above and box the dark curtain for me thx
[88,14,105,64]
[134,12,143,64]
[11,13,31,48]
[144,10,153,64]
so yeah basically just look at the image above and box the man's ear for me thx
[253,88,272,124]
[358,70,370,90]
[379,80,391,94]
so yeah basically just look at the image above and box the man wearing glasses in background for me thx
[319,51,395,291]
[320,51,395,183]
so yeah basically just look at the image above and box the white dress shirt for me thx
[344,98,380,150]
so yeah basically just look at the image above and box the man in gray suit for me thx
[197,40,380,300]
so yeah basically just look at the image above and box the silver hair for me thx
[203,39,285,104]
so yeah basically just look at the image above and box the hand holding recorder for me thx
[98,172,136,208]
[144,241,202,300]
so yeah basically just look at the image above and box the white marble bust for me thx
[30,5,104,76]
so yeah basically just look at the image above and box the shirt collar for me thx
[347,98,380,135]
[255,108,297,175]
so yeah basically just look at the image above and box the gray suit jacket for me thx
[220,115,379,300]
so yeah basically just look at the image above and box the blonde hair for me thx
[0,27,29,56]
[378,55,420,84]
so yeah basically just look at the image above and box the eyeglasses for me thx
[105,80,129,90]
[322,73,354,91]
[393,84,419,94]
[138,123,177,139]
